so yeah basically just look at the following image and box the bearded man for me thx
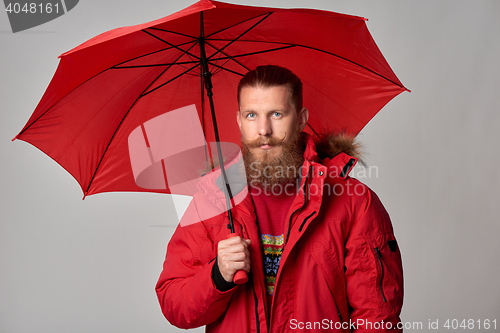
[156,65,404,332]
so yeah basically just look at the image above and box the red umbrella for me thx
[14,0,408,198]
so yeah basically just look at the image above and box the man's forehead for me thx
[239,85,294,110]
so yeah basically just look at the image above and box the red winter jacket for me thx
[156,133,404,332]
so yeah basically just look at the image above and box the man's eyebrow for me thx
[240,108,289,114]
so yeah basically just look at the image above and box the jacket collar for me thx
[193,132,360,227]
[302,132,358,180]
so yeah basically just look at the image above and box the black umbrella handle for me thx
[199,14,236,234]
[199,13,248,285]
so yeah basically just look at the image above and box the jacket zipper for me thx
[268,166,310,332]
[241,222,260,333]
[285,165,312,245]
[298,211,316,232]
[337,310,343,323]
[374,247,387,302]
[251,276,260,333]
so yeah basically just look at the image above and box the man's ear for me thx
[236,110,242,130]
[298,107,309,132]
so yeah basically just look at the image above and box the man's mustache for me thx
[243,135,286,148]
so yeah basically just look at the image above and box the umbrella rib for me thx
[112,40,197,68]
[133,40,199,94]
[15,45,290,139]
[207,12,273,61]
[16,40,200,141]
[207,60,245,77]
[213,44,296,61]
[146,40,200,78]
[147,27,197,39]
[206,12,271,39]
[84,46,198,195]
[210,61,230,76]
[114,60,200,69]
[142,29,201,61]
[209,39,407,90]
[205,40,250,72]
[16,67,118,138]
[296,44,407,90]
[141,63,199,97]
[306,123,319,138]
[209,38,293,45]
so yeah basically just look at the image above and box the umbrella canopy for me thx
[14,0,408,197]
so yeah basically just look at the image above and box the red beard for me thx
[241,132,305,192]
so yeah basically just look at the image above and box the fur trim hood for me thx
[313,132,365,166]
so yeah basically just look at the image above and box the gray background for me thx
[1,0,499,332]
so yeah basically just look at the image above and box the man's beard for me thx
[241,132,305,192]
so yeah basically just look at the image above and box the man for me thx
[156,65,404,332]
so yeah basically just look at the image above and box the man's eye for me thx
[273,112,282,117]
[247,113,256,119]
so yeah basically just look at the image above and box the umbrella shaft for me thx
[199,21,235,233]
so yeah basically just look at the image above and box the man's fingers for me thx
[219,256,250,269]
[218,237,252,253]
[217,235,252,281]
[220,236,249,246]
[218,252,251,282]
[219,260,251,282]
[219,243,249,254]
[219,250,250,262]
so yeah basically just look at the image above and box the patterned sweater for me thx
[250,186,296,312]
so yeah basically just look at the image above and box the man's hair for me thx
[237,65,303,112]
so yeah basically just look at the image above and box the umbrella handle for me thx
[234,269,248,284]
[228,233,249,284]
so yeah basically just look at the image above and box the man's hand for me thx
[217,236,252,283]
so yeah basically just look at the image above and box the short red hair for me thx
[237,65,303,112]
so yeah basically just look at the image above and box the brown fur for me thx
[314,131,365,166]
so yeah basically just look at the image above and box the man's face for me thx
[237,85,308,162]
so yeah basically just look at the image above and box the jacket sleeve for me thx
[155,197,237,329]
[344,185,404,332]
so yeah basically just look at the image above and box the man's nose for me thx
[258,117,272,136]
